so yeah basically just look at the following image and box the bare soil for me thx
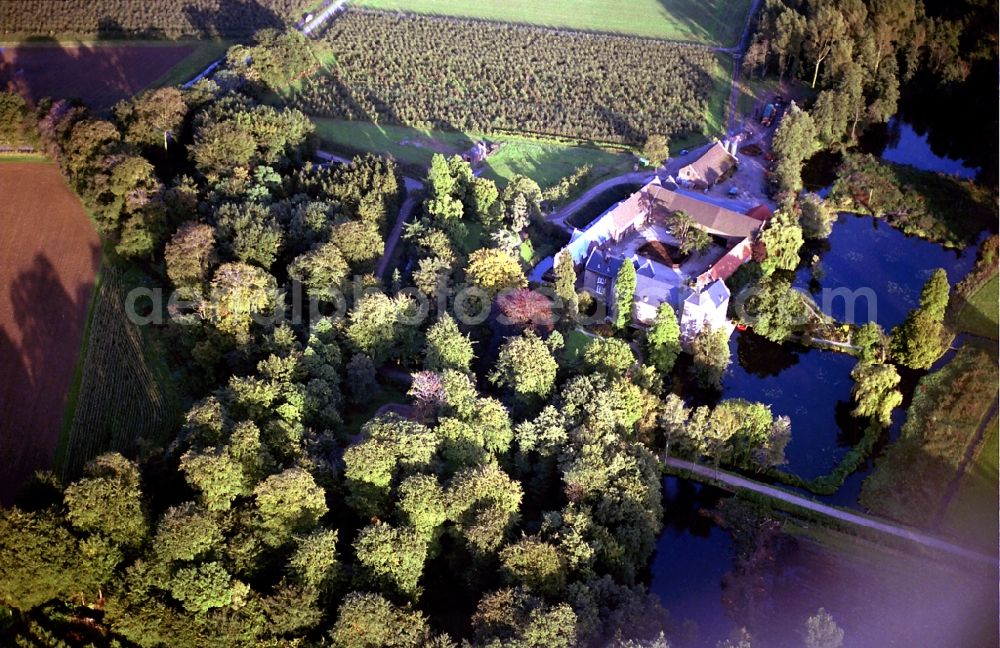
[0,162,100,503]
[0,43,193,110]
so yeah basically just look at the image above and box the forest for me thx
[289,10,724,145]
[0,45,816,646]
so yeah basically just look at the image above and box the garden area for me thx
[312,118,635,188]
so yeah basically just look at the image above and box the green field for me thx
[956,273,998,339]
[151,40,233,88]
[353,0,753,45]
[56,267,182,480]
[312,118,637,188]
[861,346,999,527]
[940,416,999,551]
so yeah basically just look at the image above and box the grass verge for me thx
[311,118,637,188]
[955,272,998,339]
[352,0,753,46]
[151,39,233,88]
[860,345,999,527]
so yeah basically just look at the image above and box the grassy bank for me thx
[312,118,637,188]
[860,346,999,528]
[151,39,233,88]
[352,0,753,45]
[955,272,998,339]
[939,416,998,551]
[830,153,996,249]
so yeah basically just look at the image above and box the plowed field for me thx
[0,161,100,503]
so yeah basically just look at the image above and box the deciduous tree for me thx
[613,259,636,329]
[647,303,681,373]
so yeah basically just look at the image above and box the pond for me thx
[679,214,981,501]
[650,477,999,648]
[878,118,980,179]
[722,331,861,481]
[802,115,983,190]
[795,213,980,331]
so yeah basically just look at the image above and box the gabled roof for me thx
[585,248,626,278]
[684,279,730,309]
[642,184,762,239]
[679,142,738,186]
[745,204,773,221]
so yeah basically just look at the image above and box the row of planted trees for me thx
[290,9,719,145]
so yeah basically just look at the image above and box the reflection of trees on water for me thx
[735,332,800,378]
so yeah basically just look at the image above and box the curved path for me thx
[548,170,653,228]
[376,176,423,281]
[665,456,998,566]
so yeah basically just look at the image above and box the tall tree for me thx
[804,1,848,88]
[772,103,819,193]
[613,259,637,329]
[490,331,559,404]
[798,193,836,239]
[424,314,474,373]
[554,251,579,324]
[891,269,950,369]
[466,248,527,296]
[850,362,903,426]
[353,524,428,601]
[641,134,670,166]
[647,303,682,373]
[759,211,804,274]
[805,608,845,648]
[690,326,731,390]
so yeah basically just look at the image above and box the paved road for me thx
[547,170,654,229]
[665,457,998,565]
[376,176,423,281]
[302,0,347,35]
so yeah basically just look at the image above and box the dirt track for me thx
[0,162,100,503]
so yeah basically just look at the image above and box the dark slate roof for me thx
[585,249,627,278]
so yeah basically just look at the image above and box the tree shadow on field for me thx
[185,0,284,39]
[0,38,193,112]
[0,249,100,504]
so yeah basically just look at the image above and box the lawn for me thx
[956,272,998,339]
[940,416,998,551]
[312,118,636,188]
[860,346,999,527]
[352,0,754,46]
[151,40,233,88]
[562,329,594,366]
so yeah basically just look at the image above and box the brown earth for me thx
[0,161,100,503]
[0,43,193,110]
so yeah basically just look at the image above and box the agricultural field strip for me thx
[0,0,314,38]
[61,268,175,480]
[291,9,725,146]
